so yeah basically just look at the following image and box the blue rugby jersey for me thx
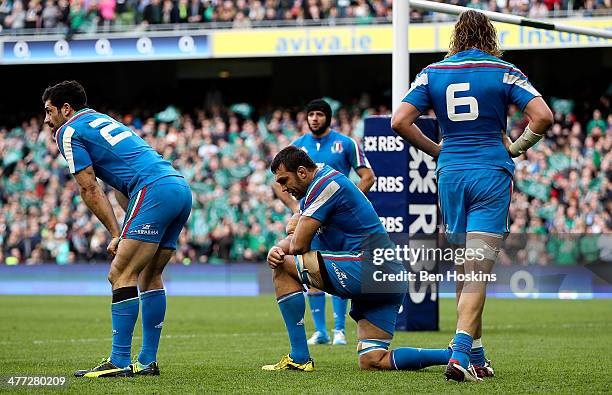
[292,130,370,177]
[299,165,388,252]
[402,49,540,176]
[54,108,182,198]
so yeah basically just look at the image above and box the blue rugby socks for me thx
[391,347,451,370]
[278,291,310,364]
[110,286,139,368]
[308,292,328,338]
[332,296,347,332]
[450,331,473,368]
[470,338,486,367]
[138,289,166,365]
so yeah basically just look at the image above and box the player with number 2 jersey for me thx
[43,80,192,378]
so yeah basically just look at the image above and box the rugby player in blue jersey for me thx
[391,11,553,382]
[273,99,375,346]
[43,80,192,377]
[263,146,451,372]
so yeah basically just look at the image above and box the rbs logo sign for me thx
[364,136,405,152]
[371,176,404,193]
[379,217,404,233]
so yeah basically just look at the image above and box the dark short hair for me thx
[271,146,317,173]
[42,80,87,111]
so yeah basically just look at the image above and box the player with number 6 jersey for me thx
[43,80,192,378]
[391,10,553,382]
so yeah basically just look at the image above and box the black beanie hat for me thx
[306,99,332,131]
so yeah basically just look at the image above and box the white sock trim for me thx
[140,288,166,295]
[472,338,483,349]
[456,330,472,336]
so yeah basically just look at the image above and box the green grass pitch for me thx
[1,295,611,394]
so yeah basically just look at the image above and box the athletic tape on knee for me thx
[357,339,390,356]
[466,236,500,261]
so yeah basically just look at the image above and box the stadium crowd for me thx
[0,93,610,265]
[0,0,610,32]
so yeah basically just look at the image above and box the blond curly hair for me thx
[446,10,503,58]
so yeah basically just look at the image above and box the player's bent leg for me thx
[357,319,394,370]
[356,319,451,371]
[306,286,329,345]
[332,295,348,345]
[263,255,313,372]
[131,248,175,376]
[447,232,501,382]
[107,240,159,371]
[77,239,160,378]
[452,248,491,377]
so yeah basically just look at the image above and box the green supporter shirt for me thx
[586,119,606,134]
[548,152,571,173]
[518,179,551,201]
[579,235,600,264]
[547,235,580,265]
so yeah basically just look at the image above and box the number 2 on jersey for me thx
[88,117,134,146]
[446,83,479,122]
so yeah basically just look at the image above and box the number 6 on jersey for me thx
[446,83,479,122]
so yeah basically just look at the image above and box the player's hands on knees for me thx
[107,236,120,257]
[267,246,285,269]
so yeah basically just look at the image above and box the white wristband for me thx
[509,125,543,157]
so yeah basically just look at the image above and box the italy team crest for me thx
[331,141,343,153]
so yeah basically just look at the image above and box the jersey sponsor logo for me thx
[330,262,348,288]
[130,223,160,236]
[331,140,344,153]
[364,136,405,152]
[379,217,404,233]
[370,176,404,193]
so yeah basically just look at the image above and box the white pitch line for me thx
[0,332,286,346]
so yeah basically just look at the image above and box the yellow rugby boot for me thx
[262,354,314,372]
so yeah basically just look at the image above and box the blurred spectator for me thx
[507,95,612,266]
[5,0,26,29]
[41,0,60,28]
[0,96,393,264]
[2,0,608,32]
[233,10,251,27]
[143,0,162,24]
[98,0,116,29]
[24,0,42,29]
[2,93,610,266]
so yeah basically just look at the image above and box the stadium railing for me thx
[2,10,611,37]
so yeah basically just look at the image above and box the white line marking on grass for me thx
[0,332,286,346]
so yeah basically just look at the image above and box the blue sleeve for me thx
[60,128,93,174]
[301,179,341,223]
[401,70,431,112]
[345,137,370,171]
[504,69,541,111]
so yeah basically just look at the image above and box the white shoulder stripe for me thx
[349,137,364,167]
[62,126,76,173]
[503,72,540,97]
[405,73,428,97]
[302,180,340,217]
